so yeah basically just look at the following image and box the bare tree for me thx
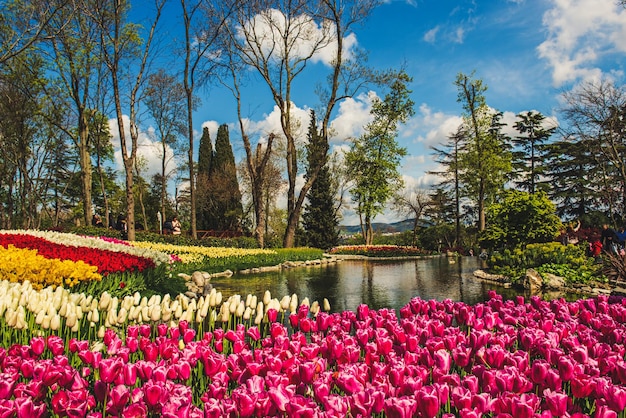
[95,0,165,241]
[43,0,106,226]
[144,68,188,227]
[392,187,431,246]
[0,0,75,65]
[562,78,626,221]
[179,0,233,239]
[224,0,382,247]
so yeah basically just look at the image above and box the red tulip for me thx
[266,308,278,323]
[122,402,148,418]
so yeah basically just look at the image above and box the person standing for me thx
[601,224,619,254]
[171,216,181,235]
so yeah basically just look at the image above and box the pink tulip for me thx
[417,387,440,417]
[98,357,124,384]
[232,388,256,417]
[268,383,295,412]
[46,336,65,357]
[266,308,278,323]
[122,402,148,418]
[595,404,618,418]
[543,389,569,417]
[29,338,45,358]
[14,396,46,418]
[383,397,418,418]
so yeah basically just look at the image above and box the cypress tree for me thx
[302,111,339,249]
[196,127,213,230]
[212,124,243,231]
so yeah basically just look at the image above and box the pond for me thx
[208,256,526,313]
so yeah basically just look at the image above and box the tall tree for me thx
[301,111,339,249]
[345,70,414,245]
[208,124,243,231]
[430,126,464,245]
[45,0,104,226]
[180,0,232,239]
[144,68,188,227]
[561,79,626,220]
[512,111,555,193]
[196,126,214,231]
[455,72,511,232]
[0,0,74,64]
[544,135,604,220]
[225,0,383,247]
[95,0,165,241]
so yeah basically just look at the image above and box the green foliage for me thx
[489,242,601,283]
[345,70,414,244]
[302,111,339,250]
[72,264,186,299]
[174,248,325,275]
[480,190,562,250]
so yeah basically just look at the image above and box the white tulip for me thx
[174,303,183,319]
[236,301,245,318]
[98,325,105,339]
[66,312,77,328]
[76,306,83,319]
[250,295,257,309]
[243,307,252,320]
[310,301,320,316]
[208,289,217,307]
[263,290,271,306]
[151,305,161,322]
[139,296,148,308]
[42,315,51,330]
[245,294,252,307]
[99,292,111,310]
[117,308,128,324]
[35,309,46,325]
[301,297,310,307]
[50,314,61,331]
[323,298,331,312]
[290,294,298,313]
[133,292,141,305]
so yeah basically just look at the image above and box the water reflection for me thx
[209,257,524,313]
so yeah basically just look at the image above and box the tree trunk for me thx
[78,111,92,226]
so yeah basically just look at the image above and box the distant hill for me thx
[339,218,416,235]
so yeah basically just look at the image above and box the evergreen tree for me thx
[544,136,603,220]
[512,111,555,193]
[212,124,243,231]
[196,127,214,230]
[302,110,339,249]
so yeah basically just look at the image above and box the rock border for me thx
[472,268,614,298]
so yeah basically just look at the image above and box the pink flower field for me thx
[1,292,626,417]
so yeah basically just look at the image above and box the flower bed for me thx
[329,245,431,258]
[0,279,625,416]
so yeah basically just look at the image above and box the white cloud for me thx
[239,8,358,67]
[201,121,220,141]
[423,26,439,43]
[538,0,626,86]
[328,91,377,142]
[108,115,183,180]
[408,103,463,148]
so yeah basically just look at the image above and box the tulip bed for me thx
[0,288,626,417]
[329,245,431,257]
[2,231,626,417]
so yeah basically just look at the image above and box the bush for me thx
[488,242,601,284]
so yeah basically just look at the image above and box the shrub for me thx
[488,242,601,284]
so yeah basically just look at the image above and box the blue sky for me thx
[113,0,626,225]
